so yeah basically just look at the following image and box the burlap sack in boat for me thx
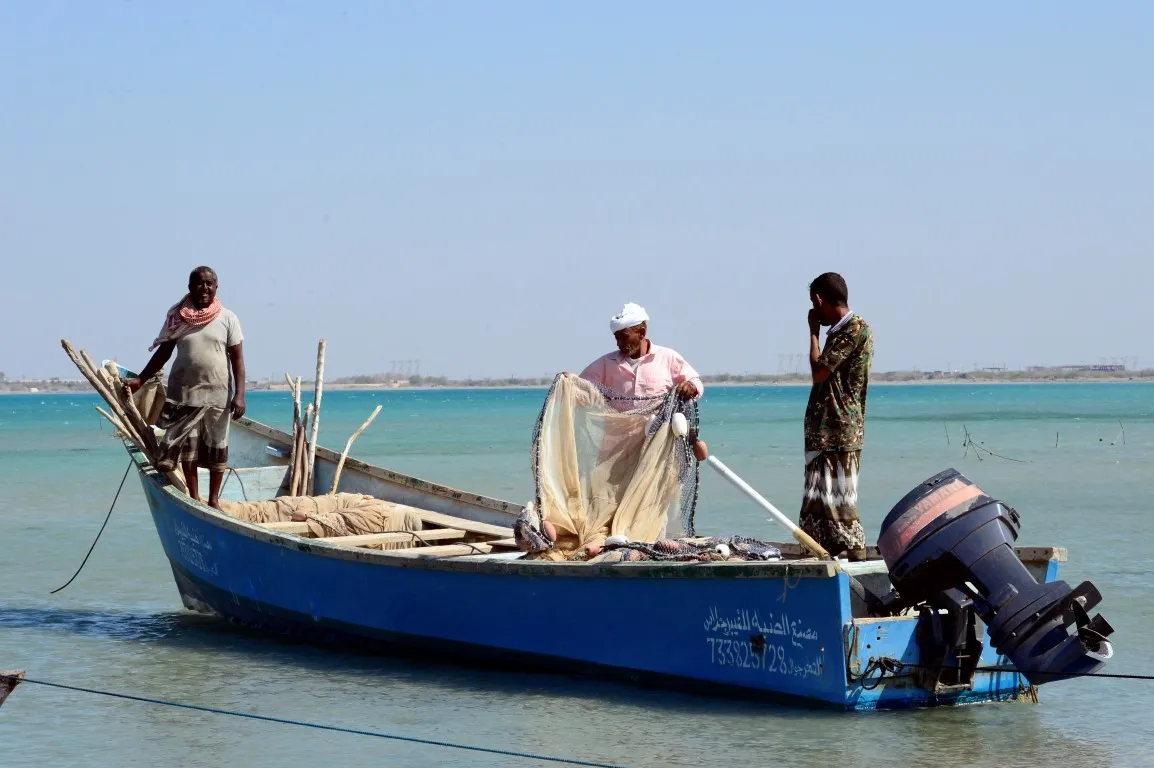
[219,493,423,548]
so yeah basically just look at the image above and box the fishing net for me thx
[520,373,700,560]
[588,535,782,563]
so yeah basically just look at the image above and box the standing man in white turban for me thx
[580,302,703,400]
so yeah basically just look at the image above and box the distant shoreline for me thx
[4,371,1152,395]
[282,375,1154,393]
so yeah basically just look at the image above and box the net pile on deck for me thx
[516,373,701,561]
[219,493,422,547]
[585,535,781,563]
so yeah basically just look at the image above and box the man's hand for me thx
[692,439,709,461]
[230,394,246,420]
[125,378,143,395]
[808,308,822,336]
[676,380,699,399]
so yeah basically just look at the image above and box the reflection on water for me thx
[0,605,1136,768]
[2,387,1152,767]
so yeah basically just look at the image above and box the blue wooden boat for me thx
[117,409,1094,711]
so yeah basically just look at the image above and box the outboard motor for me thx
[878,468,1114,685]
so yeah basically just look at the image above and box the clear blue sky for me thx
[2,2,1150,380]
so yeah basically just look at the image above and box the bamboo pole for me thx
[305,340,326,496]
[330,405,382,495]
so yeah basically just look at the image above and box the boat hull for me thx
[136,453,1038,711]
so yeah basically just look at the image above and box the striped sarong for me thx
[799,449,867,559]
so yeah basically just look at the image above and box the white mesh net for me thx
[521,373,700,560]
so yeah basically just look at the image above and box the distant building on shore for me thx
[1025,364,1126,373]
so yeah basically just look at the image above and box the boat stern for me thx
[836,546,1070,710]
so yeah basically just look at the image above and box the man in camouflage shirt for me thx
[800,272,873,560]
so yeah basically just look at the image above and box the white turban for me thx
[609,302,649,333]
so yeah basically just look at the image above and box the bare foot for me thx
[208,499,222,511]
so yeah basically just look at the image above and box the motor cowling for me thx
[878,468,1114,685]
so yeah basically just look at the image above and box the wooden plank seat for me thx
[386,538,519,558]
[261,520,311,534]
[408,509,514,539]
[315,528,466,548]
[252,505,516,556]
[254,507,514,540]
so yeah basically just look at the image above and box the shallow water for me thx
[1,384,1152,767]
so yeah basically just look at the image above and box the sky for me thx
[1,2,1150,380]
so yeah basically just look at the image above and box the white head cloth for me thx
[609,302,649,333]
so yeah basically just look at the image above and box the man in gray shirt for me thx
[128,267,246,509]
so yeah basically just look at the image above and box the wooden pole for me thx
[0,670,24,709]
[94,406,188,494]
[64,340,186,494]
[88,353,153,452]
[146,382,167,426]
[705,455,830,559]
[95,405,129,435]
[133,367,159,425]
[295,403,313,496]
[305,339,326,496]
[294,375,303,429]
[104,361,160,456]
[330,405,382,495]
[63,341,150,454]
[284,374,302,495]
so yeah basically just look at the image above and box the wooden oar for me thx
[671,413,830,559]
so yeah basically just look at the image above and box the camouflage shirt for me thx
[804,314,874,452]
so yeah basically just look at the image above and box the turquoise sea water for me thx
[1,383,1152,767]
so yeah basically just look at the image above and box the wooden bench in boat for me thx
[408,509,513,539]
[251,504,518,556]
[315,529,467,547]
[384,539,519,558]
[259,511,513,539]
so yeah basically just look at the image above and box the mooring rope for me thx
[1,674,626,767]
[50,459,134,595]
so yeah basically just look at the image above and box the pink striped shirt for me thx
[580,343,704,399]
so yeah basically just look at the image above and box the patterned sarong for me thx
[799,449,866,559]
[155,402,230,473]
